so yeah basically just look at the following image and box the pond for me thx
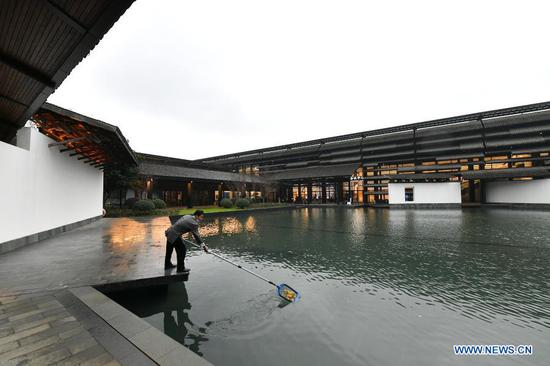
[108,207,550,366]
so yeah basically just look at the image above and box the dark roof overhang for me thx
[197,101,550,164]
[461,167,550,180]
[263,163,358,181]
[385,172,456,180]
[0,0,135,142]
[138,152,234,172]
[139,161,268,184]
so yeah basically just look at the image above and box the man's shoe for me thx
[177,268,190,274]
[164,263,176,270]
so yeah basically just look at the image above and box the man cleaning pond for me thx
[165,209,209,273]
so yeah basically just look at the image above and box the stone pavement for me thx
[0,290,156,366]
[0,217,208,365]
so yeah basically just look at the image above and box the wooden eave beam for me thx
[0,52,56,89]
[44,0,87,34]
[48,136,87,147]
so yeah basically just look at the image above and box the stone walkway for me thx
[0,290,157,366]
[0,217,201,365]
[0,293,100,366]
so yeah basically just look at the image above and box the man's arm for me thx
[191,229,209,252]
[190,228,203,245]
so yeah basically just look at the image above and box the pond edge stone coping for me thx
[70,286,213,366]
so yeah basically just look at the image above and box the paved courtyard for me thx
[0,217,174,297]
[0,216,193,365]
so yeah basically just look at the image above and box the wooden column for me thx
[468,162,475,203]
[336,181,343,203]
[187,181,193,208]
[287,186,293,202]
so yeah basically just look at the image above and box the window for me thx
[405,187,414,202]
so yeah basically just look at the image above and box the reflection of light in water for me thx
[222,217,243,234]
[244,216,256,232]
[199,219,221,238]
[107,218,147,252]
[350,210,366,236]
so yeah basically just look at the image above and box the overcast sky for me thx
[48,0,550,160]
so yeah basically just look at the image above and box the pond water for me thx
[108,207,550,366]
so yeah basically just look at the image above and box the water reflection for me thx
[200,208,550,331]
[104,217,170,252]
[105,218,148,251]
[221,217,243,235]
[108,283,209,356]
[181,216,259,240]
[198,219,221,238]
[244,216,256,232]
[105,208,550,366]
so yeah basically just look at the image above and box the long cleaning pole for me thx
[182,238,277,287]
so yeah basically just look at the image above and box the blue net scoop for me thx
[277,284,301,302]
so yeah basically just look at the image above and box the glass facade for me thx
[138,120,550,207]
[291,183,337,203]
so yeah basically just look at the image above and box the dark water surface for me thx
[109,208,550,366]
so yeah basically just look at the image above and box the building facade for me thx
[193,101,550,206]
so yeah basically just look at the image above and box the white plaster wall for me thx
[0,127,103,244]
[388,182,462,204]
[486,179,550,204]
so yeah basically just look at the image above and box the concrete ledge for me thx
[389,203,462,209]
[295,203,363,208]
[55,290,156,366]
[70,286,213,366]
[481,203,550,211]
[0,215,103,254]
[94,273,189,294]
[366,203,390,209]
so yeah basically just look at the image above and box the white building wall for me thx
[486,179,550,204]
[0,127,103,244]
[388,182,462,204]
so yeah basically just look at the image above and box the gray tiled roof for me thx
[262,163,358,180]
[139,162,267,184]
[461,167,550,179]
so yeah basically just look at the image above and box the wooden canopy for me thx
[0,0,135,142]
[32,103,137,168]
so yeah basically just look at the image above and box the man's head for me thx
[193,209,205,222]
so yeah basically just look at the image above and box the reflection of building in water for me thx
[244,216,256,232]
[183,216,256,241]
[221,217,243,235]
[198,219,221,238]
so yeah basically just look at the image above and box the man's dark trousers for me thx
[165,237,187,271]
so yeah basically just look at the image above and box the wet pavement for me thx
[0,216,200,365]
[0,217,175,297]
